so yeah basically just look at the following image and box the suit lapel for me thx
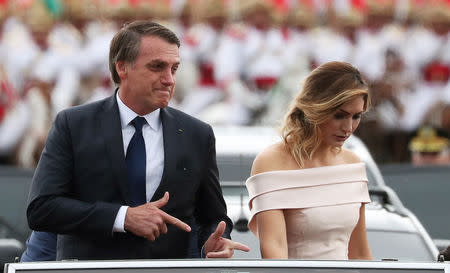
[99,93,130,204]
[151,107,184,201]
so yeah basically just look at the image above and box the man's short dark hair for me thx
[109,21,180,85]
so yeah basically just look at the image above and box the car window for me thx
[0,219,20,240]
[217,155,253,183]
[367,230,435,261]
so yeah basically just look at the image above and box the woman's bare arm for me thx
[348,204,373,260]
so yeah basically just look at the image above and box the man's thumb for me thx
[152,192,169,208]
[211,221,226,240]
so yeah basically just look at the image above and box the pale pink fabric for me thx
[246,162,370,259]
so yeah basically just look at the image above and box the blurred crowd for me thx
[0,0,450,168]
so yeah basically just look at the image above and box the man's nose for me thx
[161,69,175,86]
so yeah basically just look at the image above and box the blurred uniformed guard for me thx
[409,126,450,166]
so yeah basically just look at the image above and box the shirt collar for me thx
[116,90,161,132]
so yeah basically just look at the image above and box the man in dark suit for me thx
[26,21,249,260]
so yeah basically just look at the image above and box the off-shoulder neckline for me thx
[248,162,365,179]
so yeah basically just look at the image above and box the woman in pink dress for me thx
[246,61,373,260]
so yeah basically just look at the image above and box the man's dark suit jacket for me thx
[26,93,232,260]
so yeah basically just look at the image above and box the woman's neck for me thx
[306,144,341,167]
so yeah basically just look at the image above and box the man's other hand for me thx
[124,192,191,241]
[204,221,250,258]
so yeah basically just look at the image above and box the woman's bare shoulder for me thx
[251,142,292,175]
[340,148,362,164]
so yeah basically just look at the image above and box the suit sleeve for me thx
[195,125,233,245]
[26,111,120,236]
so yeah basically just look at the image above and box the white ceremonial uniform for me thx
[310,25,354,65]
[211,23,285,125]
[400,29,450,131]
[179,23,225,116]
[1,17,40,93]
[260,26,313,125]
[72,20,117,105]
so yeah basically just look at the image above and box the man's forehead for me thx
[140,36,180,62]
[141,35,179,49]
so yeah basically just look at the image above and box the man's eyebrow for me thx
[148,60,165,65]
[148,59,180,66]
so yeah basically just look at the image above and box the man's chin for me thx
[157,101,170,109]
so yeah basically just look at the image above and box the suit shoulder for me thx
[59,97,109,117]
[50,98,113,132]
[165,107,212,130]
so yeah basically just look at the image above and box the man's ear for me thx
[116,61,128,80]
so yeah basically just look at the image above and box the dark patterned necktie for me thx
[126,116,147,206]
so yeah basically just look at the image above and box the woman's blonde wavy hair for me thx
[281,61,370,167]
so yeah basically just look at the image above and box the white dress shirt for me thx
[112,91,165,232]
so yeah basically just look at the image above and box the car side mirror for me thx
[438,245,450,262]
[234,217,249,232]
